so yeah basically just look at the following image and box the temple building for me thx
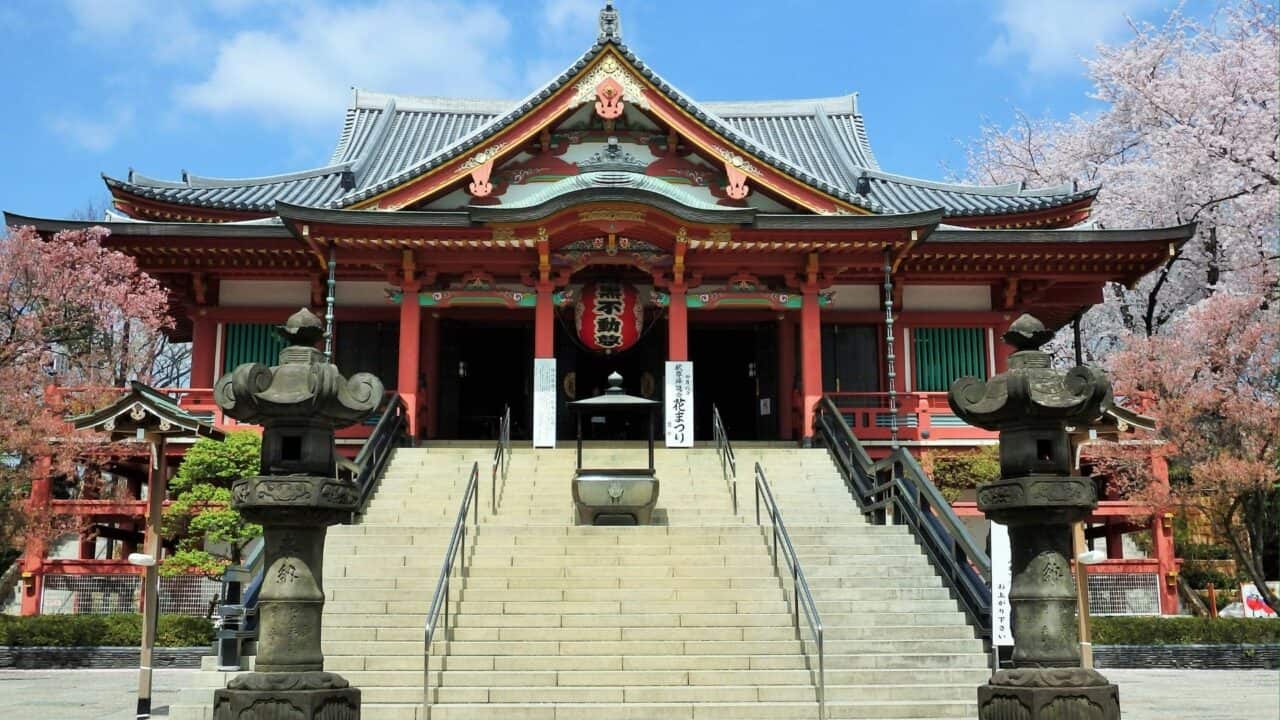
[7,12,1201,720]
[9,4,1190,631]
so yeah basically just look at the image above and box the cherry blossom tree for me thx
[964,1,1278,361]
[1108,292,1279,612]
[0,225,171,557]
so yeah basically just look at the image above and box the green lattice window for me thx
[913,327,986,392]
[222,323,286,373]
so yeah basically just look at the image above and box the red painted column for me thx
[668,284,688,361]
[777,317,796,440]
[1105,527,1124,559]
[189,312,217,388]
[800,289,822,442]
[993,317,1014,373]
[1150,452,1179,614]
[397,283,422,439]
[20,455,52,616]
[535,283,555,358]
[423,313,440,440]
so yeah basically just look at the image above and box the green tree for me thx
[160,431,261,577]
[923,446,1001,503]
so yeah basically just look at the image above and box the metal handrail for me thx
[814,395,992,637]
[491,405,511,514]
[350,392,411,513]
[423,462,480,713]
[711,404,738,514]
[754,462,825,720]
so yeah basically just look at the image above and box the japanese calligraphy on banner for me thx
[990,521,1013,646]
[665,361,693,448]
[575,282,642,354]
[533,358,556,448]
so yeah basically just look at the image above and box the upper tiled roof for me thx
[106,37,1093,220]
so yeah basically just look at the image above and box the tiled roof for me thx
[106,38,1092,219]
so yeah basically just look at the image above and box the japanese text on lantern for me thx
[593,283,624,350]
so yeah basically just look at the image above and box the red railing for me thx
[823,392,997,443]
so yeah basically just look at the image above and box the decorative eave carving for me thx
[573,55,650,112]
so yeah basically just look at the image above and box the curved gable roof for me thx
[105,38,1095,223]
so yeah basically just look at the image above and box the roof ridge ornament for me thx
[599,1,621,41]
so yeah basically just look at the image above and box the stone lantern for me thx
[211,308,383,720]
[948,314,1119,720]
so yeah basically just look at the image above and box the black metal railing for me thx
[491,405,511,515]
[754,463,825,720]
[423,462,480,711]
[814,395,992,638]
[348,392,411,513]
[711,404,738,515]
[213,539,264,670]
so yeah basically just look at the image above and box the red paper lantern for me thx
[575,282,643,354]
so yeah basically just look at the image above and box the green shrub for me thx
[1180,562,1242,590]
[1179,542,1232,560]
[0,614,214,647]
[1093,616,1280,645]
[162,431,262,577]
[925,446,1001,502]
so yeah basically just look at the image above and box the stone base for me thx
[978,668,1119,720]
[214,671,360,720]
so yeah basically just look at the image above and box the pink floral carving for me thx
[594,77,624,120]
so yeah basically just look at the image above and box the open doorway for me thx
[436,320,533,439]
[689,323,777,441]
[556,317,665,441]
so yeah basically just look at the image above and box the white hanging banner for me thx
[664,361,693,448]
[990,521,1013,646]
[533,358,557,448]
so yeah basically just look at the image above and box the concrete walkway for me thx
[0,667,1275,719]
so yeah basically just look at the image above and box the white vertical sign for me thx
[990,521,1013,646]
[533,358,556,448]
[664,361,693,448]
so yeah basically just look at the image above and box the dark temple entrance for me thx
[437,320,533,440]
[689,322,778,441]
[555,319,665,440]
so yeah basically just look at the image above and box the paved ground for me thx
[0,669,200,719]
[0,668,1274,719]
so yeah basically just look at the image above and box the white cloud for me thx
[543,0,600,36]
[52,105,136,152]
[64,0,209,63]
[176,1,518,128]
[986,0,1159,74]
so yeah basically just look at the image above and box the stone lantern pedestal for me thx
[211,309,382,720]
[949,315,1120,720]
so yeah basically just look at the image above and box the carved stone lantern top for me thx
[948,313,1112,432]
[215,308,383,430]
[214,308,383,478]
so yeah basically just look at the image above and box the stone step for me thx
[328,587,790,602]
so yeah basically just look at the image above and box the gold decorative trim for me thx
[712,146,760,176]
[578,209,645,223]
[573,56,650,110]
[461,142,509,171]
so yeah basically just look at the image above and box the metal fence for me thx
[1087,572,1161,616]
[39,575,222,616]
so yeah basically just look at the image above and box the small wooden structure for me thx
[69,382,223,719]
[569,372,659,525]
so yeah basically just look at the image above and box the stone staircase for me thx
[169,445,985,719]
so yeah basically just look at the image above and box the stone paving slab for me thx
[0,668,1275,719]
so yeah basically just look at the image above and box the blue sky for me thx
[1,0,1210,219]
